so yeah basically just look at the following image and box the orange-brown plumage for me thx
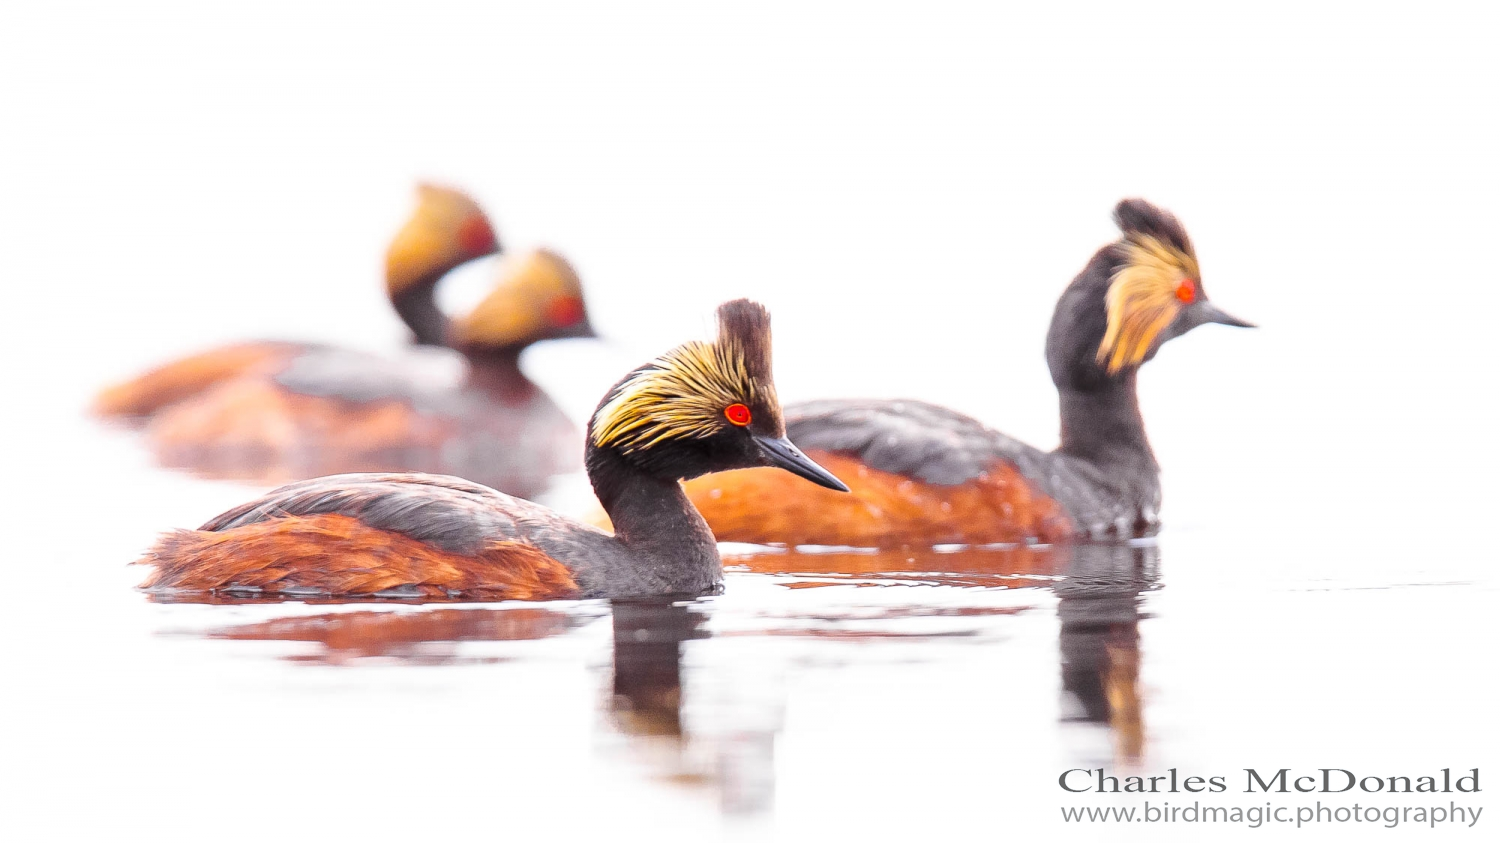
[683,451,1074,548]
[140,513,579,601]
[136,300,850,604]
[142,376,461,484]
[92,341,305,421]
[147,377,431,453]
[139,350,578,493]
[678,199,1252,548]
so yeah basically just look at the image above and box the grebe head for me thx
[385,184,500,297]
[588,299,848,491]
[1047,198,1253,390]
[448,248,596,352]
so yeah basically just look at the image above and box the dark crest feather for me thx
[715,299,773,386]
[1113,198,1195,257]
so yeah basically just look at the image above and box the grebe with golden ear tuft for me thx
[137,299,848,601]
[93,184,499,421]
[142,244,595,495]
[95,186,595,496]
[384,184,502,346]
[683,199,1254,546]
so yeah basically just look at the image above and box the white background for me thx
[2,2,1497,840]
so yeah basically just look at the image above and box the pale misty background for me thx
[1,2,1496,840]
[7,2,1495,482]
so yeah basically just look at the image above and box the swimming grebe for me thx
[138,300,849,600]
[93,184,499,421]
[683,199,1252,546]
[143,247,594,494]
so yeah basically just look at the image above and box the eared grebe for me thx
[138,300,848,600]
[683,199,1252,546]
[93,184,498,420]
[143,246,593,495]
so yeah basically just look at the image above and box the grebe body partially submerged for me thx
[94,185,498,421]
[685,199,1253,546]
[99,187,594,496]
[146,247,593,495]
[139,300,847,601]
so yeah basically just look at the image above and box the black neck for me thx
[389,275,450,347]
[1056,371,1157,474]
[586,447,721,589]
[460,346,538,402]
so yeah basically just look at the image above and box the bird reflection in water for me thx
[184,597,776,813]
[724,541,1158,765]
[606,600,776,815]
[607,600,704,738]
[170,541,1158,808]
[1055,543,1159,765]
[201,606,601,667]
[725,544,1064,590]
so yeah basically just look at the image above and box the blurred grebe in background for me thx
[144,246,594,495]
[94,185,597,496]
[137,300,848,601]
[684,199,1253,547]
[93,184,498,421]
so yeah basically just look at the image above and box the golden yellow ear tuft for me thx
[385,185,498,295]
[591,300,780,454]
[450,249,587,349]
[1096,235,1200,373]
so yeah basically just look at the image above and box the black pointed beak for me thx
[1200,301,1255,328]
[752,435,849,492]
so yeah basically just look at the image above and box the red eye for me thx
[1175,278,1198,304]
[724,403,752,426]
[546,295,585,327]
[457,215,498,255]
